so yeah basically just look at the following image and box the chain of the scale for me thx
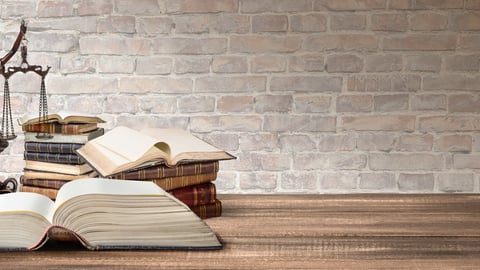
[1,79,15,140]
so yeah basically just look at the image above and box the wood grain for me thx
[2,194,480,269]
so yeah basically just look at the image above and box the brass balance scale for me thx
[0,20,51,193]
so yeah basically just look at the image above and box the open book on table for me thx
[76,126,235,177]
[0,178,222,251]
[18,110,105,126]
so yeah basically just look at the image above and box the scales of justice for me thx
[0,20,51,193]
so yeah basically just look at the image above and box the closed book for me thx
[190,199,222,219]
[21,176,69,190]
[22,123,98,135]
[24,151,85,165]
[25,142,84,154]
[20,185,58,200]
[123,172,218,191]
[109,161,219,180]
[23,170,97,181]
[24,160,93,175]
[169,183,217,207]
[24,128,104,144]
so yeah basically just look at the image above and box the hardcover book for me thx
[24,160,93,175]
[22,122,98,135]
[24,128,104,144]
[19,110,105,126]
[25,142,84,154]
[0,178,222,251]
[108,161,219,180]
[76,126,235,177]
[169,183,217,207]
[24,151,85,165]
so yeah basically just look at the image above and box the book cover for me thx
[25,142,84,154]
[24,128,104,144]
[24,151,85,165]
[169,183,217,207]
[22,122,98,135]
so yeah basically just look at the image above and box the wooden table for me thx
[2,194,480,269]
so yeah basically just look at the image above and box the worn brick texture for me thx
[1,0,480,194]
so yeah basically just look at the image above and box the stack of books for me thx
[76,126,235,219]
[19,111,105,199]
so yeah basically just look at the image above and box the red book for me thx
[190,199,222,219]
[169,183,216,207]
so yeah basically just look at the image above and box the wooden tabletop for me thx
[2,194,480,269]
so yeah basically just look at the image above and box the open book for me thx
[19,110,105,126]
[76,126,235,177]
[0,178,222,251]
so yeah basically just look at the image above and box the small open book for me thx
[0,178,222,251]
[76,126,235,177]
[18,110,105,126]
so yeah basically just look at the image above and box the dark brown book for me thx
[169,183,216,207]
[150,172,217,191]
[108,161,219,180]
[22,122,98,134]
[190,199,222,219]
[20,176,68,190]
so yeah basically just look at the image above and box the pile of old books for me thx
[19,111,105,199]
[76,126,235,219]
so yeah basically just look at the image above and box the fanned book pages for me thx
[76,126,235,177]
[0,178,222,251]
[18,110,105,126]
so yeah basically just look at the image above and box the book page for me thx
[0,192,55,223]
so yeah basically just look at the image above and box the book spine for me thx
[24,151,85,165]
[20,185,58,200]
[24,142,84,154]
[24,128,104,143]
[151,172,217,191]
[20,176,67,190]
[169,183,216,207]
[22,123,62,133]
[109,161,219,180]
[190,199,222,219]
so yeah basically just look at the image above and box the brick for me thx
[359,173,397,190]
[264,115,336,132]
[1,1,37,17]
[319,172,358,191]
[118,77,192,94]
[166,0,238,14]
[252,56,286,73]
[423,74,480,91]
[449,94,480,113]
[241,0,312,13]
[97,56,135,74]
[217,96,254,113]
[47,76,117,94]
[98,16,136,33]
[419,116,480,132]
[252,15,288,33]
[336,95,373,113]
[190,115,263,132]
[240,133,278,151]
[212,56,248,73]
[31,17,97,33]
[294,95,331,113]
[341,115,415,131]
[174,57,211,74]
[0,156,24,173]
[77,0,114,15]
[38,0,73,17]
[473,134,480,152]
[80,37,150,55]
[347,74,421,92]
[139,96,177,114]
[438,174,474,192]
[304,34,378,52]
[445,55,480,71]
[365,55,402,72]
[153,38,227,55]
[415,0,463,9]
[393,74,421,91]
[317,133,356,152]
[105,95,137,113]
[290,14,327,32]
[453,154,480,169]
[326,54,363,73]
[294,153,366,170]
[405,55,441,72]
[383,35,456,51]
[115,0,163,15]
[389,0,411,9]
[396,134,433,152]
[370,153,443,170]
[279,134,316,152]
[56,96,104,116]
[29,32,77,53]
[240,172,277,190]
[357,133,396,152]
[174,14,249,34]
[451,12,480,31]
[398,173,434,192]
[271,76,342,92]
[281,171,317,191]
[434,135,472,153]
[199,133,239,152]
[330,14,366,30]
[410,13,448,31]
[60,55,96,74]
[314,0,386,11]
[371,13,408,32]
[252,153,291,171]
[466,0,480,9]
[411,94,446,111]
[374,94,409,112]
[215,172,237,191]
[195,76,266,93]
[255,95,292,113]
[178,95,215,113]
[458,34,480,51]
[135,57,172,75]
[136,17,173,35]
[288,54,324,72]
[230,36,301,53]
[116,115,189,130]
